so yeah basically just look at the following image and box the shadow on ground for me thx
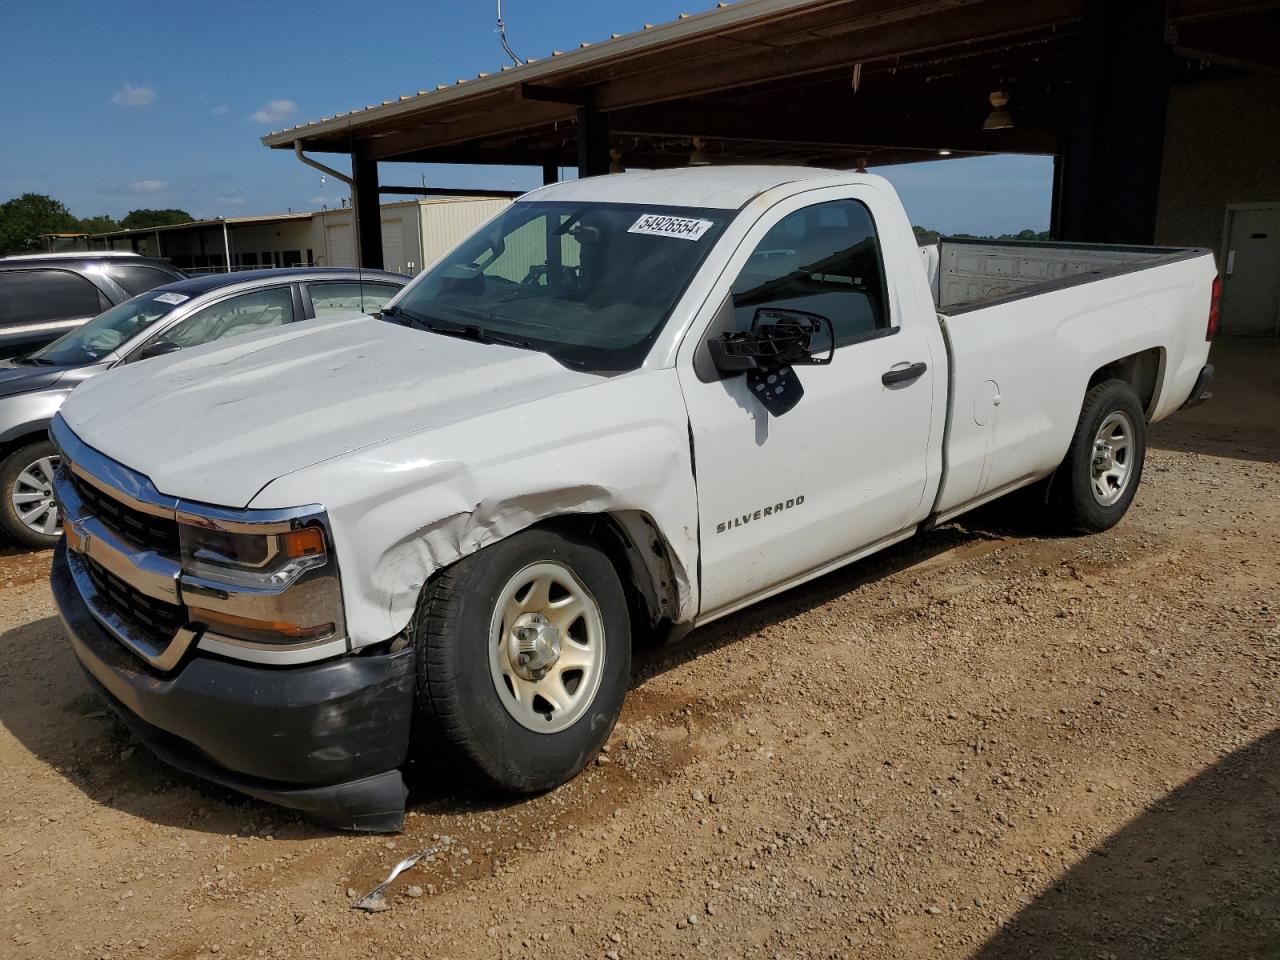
[1149,336,1280,465]
[0,507,1031,835]
[974,727,1280,959]
[0,614,336,837]
[632,500,1050,687]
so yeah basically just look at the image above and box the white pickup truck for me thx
[49,168,1217,830]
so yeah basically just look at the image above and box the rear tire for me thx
[1051,379,1146,533]
[411,527,631,793]
[0,440,61,549]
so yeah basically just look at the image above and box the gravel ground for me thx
[1,338,1276,960]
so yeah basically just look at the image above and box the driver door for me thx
[677,189,937,617]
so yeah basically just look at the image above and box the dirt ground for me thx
[1,338,1277,960]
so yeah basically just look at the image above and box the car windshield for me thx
[30,290,186,365]
[392,201,731,372]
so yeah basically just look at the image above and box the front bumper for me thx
[52,540,415,831]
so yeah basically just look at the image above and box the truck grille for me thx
[82,555,187,646]
[70,473,181,556]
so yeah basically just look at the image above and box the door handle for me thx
[882,361,927,386]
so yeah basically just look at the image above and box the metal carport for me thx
[260,0,1280,297]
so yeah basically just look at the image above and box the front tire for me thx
[1051,379,1146,533]
[0,440,62,549]
[411,527,631,793]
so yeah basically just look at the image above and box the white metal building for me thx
[89,196,513,277]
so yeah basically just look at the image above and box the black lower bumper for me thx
[51,541,415,832]
[1181,362,1214,409]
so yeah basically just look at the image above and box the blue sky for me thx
[0,1,1051,235]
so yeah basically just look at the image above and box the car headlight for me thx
[179,521,327,585]
[177,510,342,648]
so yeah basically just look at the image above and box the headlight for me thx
[179,521,327,586]
[177,509,342,649]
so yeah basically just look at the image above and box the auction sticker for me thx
[628,213,714,241]
[153,292,190,305]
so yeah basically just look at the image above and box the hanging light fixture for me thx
[983,90,1013,131]
[689,136,710,166]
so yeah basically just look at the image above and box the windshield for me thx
[393,201,731,371]
[31,290,186,365]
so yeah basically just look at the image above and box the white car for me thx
[49,167,1216,830]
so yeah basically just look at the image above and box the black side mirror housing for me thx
[708,308,834,373]
[137,339,182,361]
[707,308,835,416]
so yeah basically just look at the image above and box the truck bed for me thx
[924,238,1217,523]
[921,237,1208,312]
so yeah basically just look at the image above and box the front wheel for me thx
[0,440,62,548]
[411,527,631,793]
[1051,379,1147,533]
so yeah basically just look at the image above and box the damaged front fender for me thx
[251,368,700,649]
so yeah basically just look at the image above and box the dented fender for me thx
[251,368,700,648]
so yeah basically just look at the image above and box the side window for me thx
[159,286,294,348]
[308,281,401,317]
[108,264,181,296]
[0,269,103,327]
[730,199,889,346]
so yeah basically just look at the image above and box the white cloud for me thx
[211,104,229,116]
[215,194,248,206]
[110,83,156,107]
[247,99,298,125]
[128,179,168,193]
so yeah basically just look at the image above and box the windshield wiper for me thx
[13,354,56,366]
[427,323,532,349]
[387,304,533,350]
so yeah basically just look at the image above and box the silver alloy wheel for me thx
[488,560,605,734]
[1090,411,1135,507]
[10,454,61,536]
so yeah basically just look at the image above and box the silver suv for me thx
[0,252,184,359]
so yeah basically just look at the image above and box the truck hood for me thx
[58,314,601,507]
[0,359,68,398]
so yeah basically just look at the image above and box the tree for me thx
[76,214,120,235]
[0,193,80,254]
[119,208,194,230]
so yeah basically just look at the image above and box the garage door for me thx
[381,220,404,274]
[325,224,355,268]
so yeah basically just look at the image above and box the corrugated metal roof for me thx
[260,0,817,147]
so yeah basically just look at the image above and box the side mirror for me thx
[708,309,834,372]
[707,309,833,416]
[137,339,182,361]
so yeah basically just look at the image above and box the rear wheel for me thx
[0,440,61,548]
[411,527,631,793]
[1051,379,1146,533]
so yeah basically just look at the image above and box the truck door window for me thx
[730,199,889,346]
[156,286,294,348]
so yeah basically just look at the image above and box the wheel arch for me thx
[532,511,686,643]
[365,498,697,652]
[1086,346,1165,419]
[0,424,55,459]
